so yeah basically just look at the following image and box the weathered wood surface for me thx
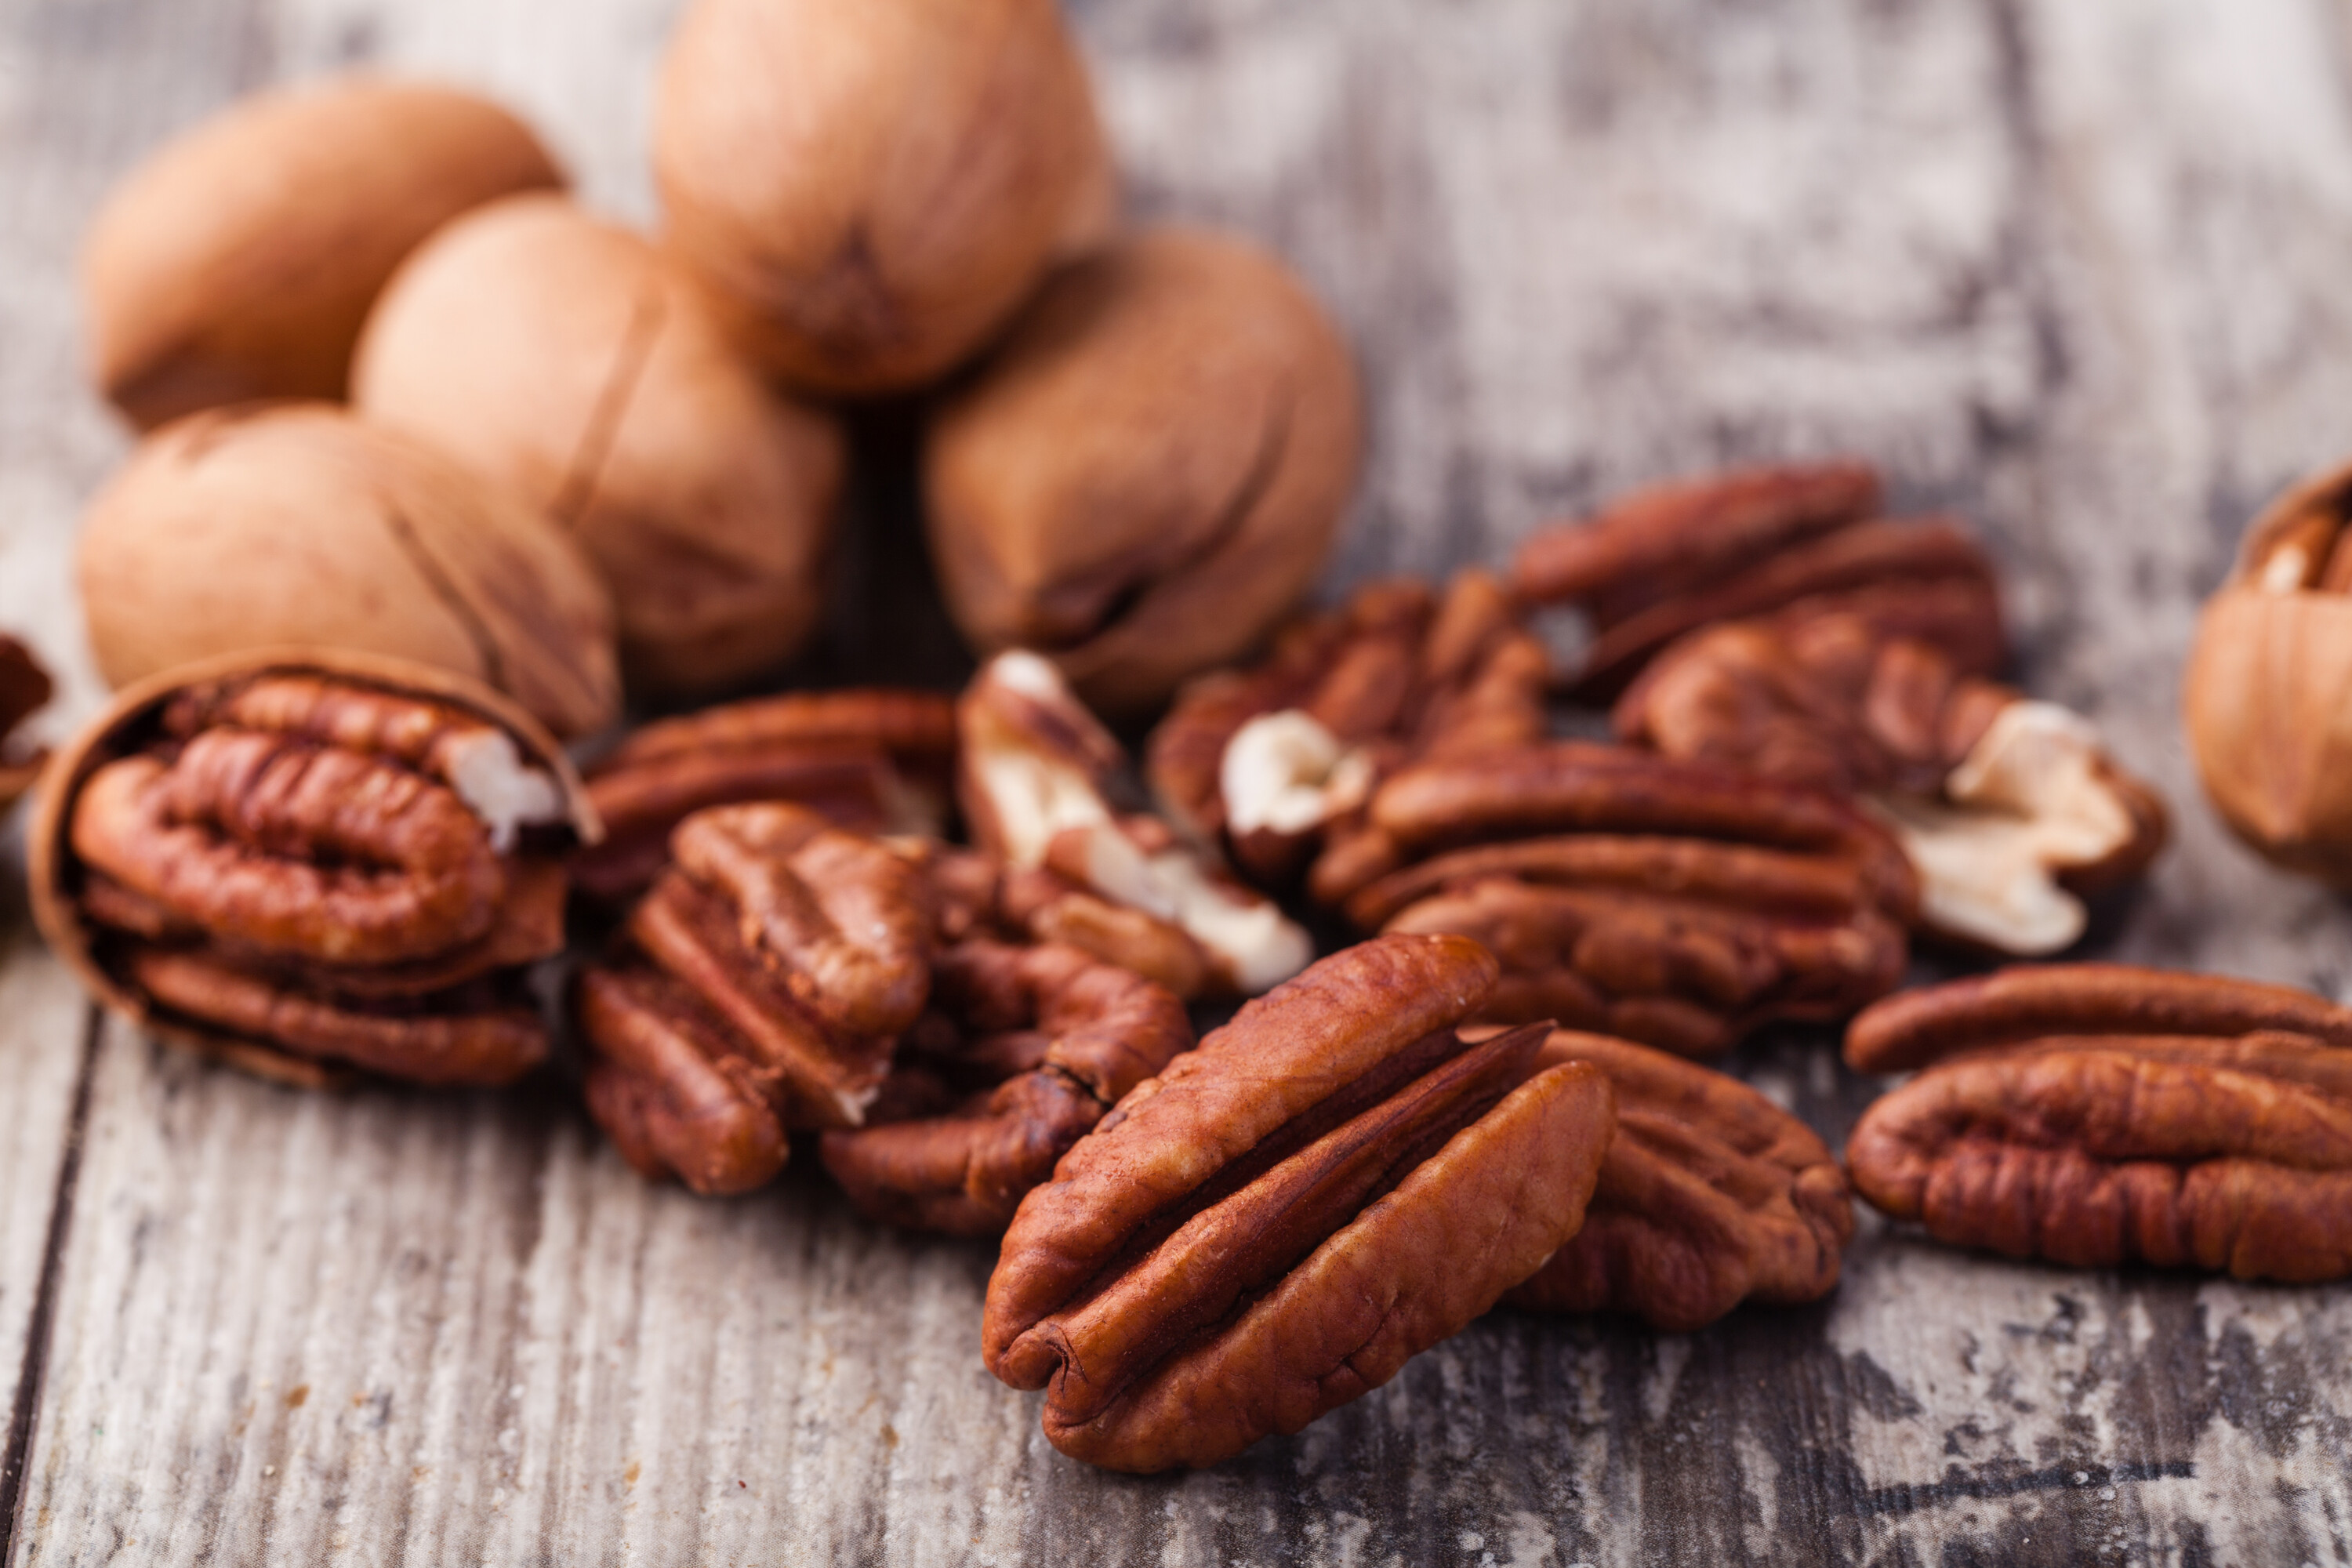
[7,0,2352,1562]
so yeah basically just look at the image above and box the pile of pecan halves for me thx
[32,459,2352,1475]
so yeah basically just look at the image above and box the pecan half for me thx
[1497,1029,1852,1330]
[577,801,933,1195]
[982,933,1617,1472]
[960,652,1312,997]
[575,688,956,902]
[1846,964,2352,1278]
[31,652,593,1087]
[1146,568,1547,887]
[1510,460,2006,699]
[1327,743,1914,1055]
[820,938,1192,1236]
[1620,607,2167,955]
[0,634,53,811]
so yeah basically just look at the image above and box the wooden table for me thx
[5,0,2351,1562]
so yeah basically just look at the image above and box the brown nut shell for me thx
[927,229,1363,714]
[653,0,1112,394]
[29,648,598,1087]
[0,635,54,811]
[82,77,564,430]
[78,403,620,739]
[354,194,845,696]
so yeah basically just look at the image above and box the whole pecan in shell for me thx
[0,634,54,811]
[31,650,594,1087]
[982,934,1617,1472]
[575,688,955,902]
[1846,964,2352,1278]
[820,938,1192,1236]
[1497,1029,1852,1330]
[577,802,934,1195]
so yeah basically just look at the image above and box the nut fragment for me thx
[1511,460,2005,699]
[1498,1029,1852,1331]
[927,229,1364,713]
[576,688,956,902]
[1846,965,2352,1279]
[30,652,593,1087]
[354,194,846,695]
[959,652,1312,997]
[2185,458,2352,884]
[78,403,620,740]
[654,0,1113,394]
[83,77,564,429]
[0,636,54,811]
[1621,607,2166,955]
[577,802,934,1195]
[820,938,1192,1236]
[982,934,1617,1472]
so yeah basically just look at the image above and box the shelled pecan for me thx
[31,651,594,1087]
[575,688,955,902]
[0,635,53,810]
[1846,964,2352,1278]
[576,801,933,1195]
[1619,606,2167,955]
[1497,1029,1852,1330]
[820,938,1191,1235]
[1327,743,1915,1056]
[982,934,1616,1472]
[1146,568,1547,887]
[1510,460,2006,699]
[959,652,1312,997]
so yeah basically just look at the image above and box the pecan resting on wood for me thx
[574,687,956,902]
[0,634,53,810]
[820,938,1192,1236]
[1510,459,2006,699]
[1620,605,2167,955]
[1145,568,1547,888]
[982,933,1617,1472]
[31,652,593,1087]
[960,652,1312,997]
[1497,1029,1852,1330]
[1846,964,2352,1278]
[1330,743,1915,1056]
[577,801,934,1195]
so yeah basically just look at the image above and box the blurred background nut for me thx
[82,77,564,430]
[78,403,620,739]
[925,228,1364,715]
[2186,458,2352,885]
[0,636,53,810]
[653,0,1113,394]
[354,194,844,697]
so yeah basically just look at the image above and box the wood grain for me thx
[9,0,2352,1562]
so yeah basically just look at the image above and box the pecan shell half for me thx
[1497,1029,1852,1330]
[820,938,1192,1236]
[576,802,934,1195]
[1846,964,2352,1278]
[982,933,1617,1472]
[0,634,53,811]
[31,650,593,1087]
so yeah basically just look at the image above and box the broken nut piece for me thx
[0,635,53,811]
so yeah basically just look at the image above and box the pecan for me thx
[820,938,1192,1236]
[1497,1029,1852,1330]
[960,652,1312,996]
[0,634,53,810]
[1620,606,2167,955]
[31,652,592,1087]
[1510,460,2006,698]
[575,688,956,902]
[1146,568,1547,887]
[1323,743,1913,1055]
[917,841,1214,1000]
[982,933,1617,1472]
[576,802,933,1195]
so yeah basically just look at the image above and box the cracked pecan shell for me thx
[1846,964,2352,1277]
[577,801,934,1195]
[31,649,594,1087]
[0,635,53,811]
[982,933,1616,1472]
[820,938,1192,1236]
[1497,1029,1852,1330]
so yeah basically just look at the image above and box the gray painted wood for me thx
[6,0,2352,1562]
